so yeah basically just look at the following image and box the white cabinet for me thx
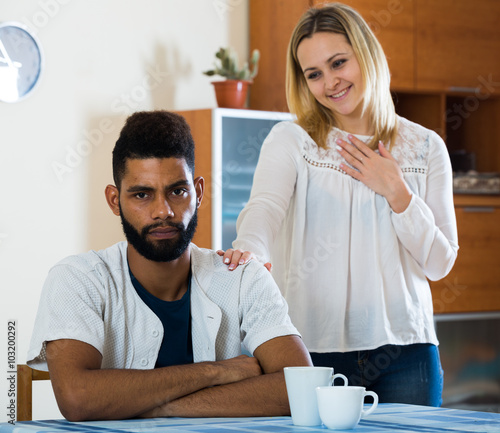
[177,108,293,250]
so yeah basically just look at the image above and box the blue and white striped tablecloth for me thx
[1,404,500,433]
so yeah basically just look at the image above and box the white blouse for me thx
[233,116,459,353]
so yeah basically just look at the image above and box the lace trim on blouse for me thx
[300,117,431,175]
[302,153,347,174]
[301,153,428,175]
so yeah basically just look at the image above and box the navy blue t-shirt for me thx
[129,268,194,368]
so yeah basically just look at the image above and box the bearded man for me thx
[27,111,311,421]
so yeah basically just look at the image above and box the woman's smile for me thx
[329,85,351,100]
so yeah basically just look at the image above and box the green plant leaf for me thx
[204,46,260,80]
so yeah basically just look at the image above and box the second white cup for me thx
[284,366,348,426]
[316,385,378,430]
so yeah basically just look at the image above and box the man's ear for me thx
[105,185,121,216]
[194,176,204,209]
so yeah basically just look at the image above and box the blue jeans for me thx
[310,344,443,406]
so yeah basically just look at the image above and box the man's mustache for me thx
[141,221,185,236]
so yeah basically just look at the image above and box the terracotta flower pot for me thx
[211,80,251,109]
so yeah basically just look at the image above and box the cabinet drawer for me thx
[430,205,500,313]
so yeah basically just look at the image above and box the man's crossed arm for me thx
[46,335,312,421]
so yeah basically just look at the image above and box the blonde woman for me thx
[220,2,458,405]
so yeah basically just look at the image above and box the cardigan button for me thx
[152,329,159,337]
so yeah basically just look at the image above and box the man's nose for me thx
[151,197,174,219]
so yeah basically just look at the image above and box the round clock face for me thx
[0,22,43,103]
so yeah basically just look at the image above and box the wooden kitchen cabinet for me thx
[430,195,500,313]
[415,0,500,93]
[249,0,310,111]
[392,90,500,173]
[445,94,500,173]
[391,91,445,136]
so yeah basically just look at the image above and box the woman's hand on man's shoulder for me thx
[216,249,272,272]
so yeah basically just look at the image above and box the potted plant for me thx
[204,47,260,109]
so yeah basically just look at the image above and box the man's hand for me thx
[140,335,312,418]
[138,355,262,418]
[211,355,263,385]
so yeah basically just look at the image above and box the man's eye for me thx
[135,192,149,199]
[172,188,186,196]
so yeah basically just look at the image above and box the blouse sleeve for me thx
[391,131,459,281]
[233,122,300,262]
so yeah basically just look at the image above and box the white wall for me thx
[0,0,248,421]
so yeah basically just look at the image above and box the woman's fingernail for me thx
[229,264,235,270]
[224,258,230,264]
[239,259,245,265]
[336,138,342,144]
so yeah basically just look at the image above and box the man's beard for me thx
[119,206,198,262]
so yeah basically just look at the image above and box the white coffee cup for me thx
[284,366,348,426]
[316,385,378,430]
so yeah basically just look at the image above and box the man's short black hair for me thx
[112,110,195,189]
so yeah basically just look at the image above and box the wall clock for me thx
[0,22,43,103]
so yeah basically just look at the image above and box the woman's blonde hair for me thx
[286,2,398,149]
